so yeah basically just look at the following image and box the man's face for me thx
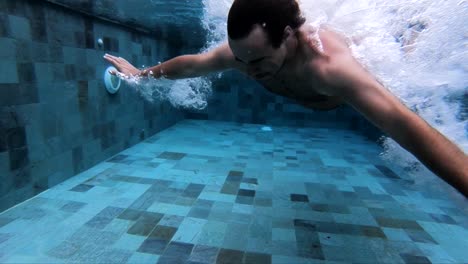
[228,25,287,81]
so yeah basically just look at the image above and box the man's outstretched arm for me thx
[327,54,468,196]
[103,43,236,79]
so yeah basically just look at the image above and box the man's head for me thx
[228,0,305,48]
[227,0,305,80]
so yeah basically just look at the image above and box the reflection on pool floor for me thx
[0,119,466,263]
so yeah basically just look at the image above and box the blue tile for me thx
[127,252,160,264]
[188,207,211,219]
[8,15,31,40]
[429,213,457,225]
[114,233,146,251]
[46,241,80,259]
[272,228,296,242]
[244,252,271,264]
[137,238,168,255]
[60,201,86,213]
[382,228,412,242]
[405,230,438,244]
[223,223,249,250]
[400,253,432,264]
[158,152,186,160]
[69,184,94,192]
[290,194,309,202]
[157,242,194,263]
[158,215,184,228]
[85,206,124,229]
[0,233,13,244]
[216,248,244,264]
[85,216,114,229]
[238,189,255,197]
[188,245,219,264]
[149,225,177,240]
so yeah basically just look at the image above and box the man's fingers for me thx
[104,54,120,64]
[104,54,119,75]
[104,54,130,76]
[103,55,116,65]
[117,57,128,63]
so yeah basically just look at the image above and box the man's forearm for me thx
[140,54,218,80]
[139,56,196,79]
[392,111,468,196]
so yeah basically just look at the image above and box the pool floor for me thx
[0,119,467,263]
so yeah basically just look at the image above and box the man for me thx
[104,0,468,196]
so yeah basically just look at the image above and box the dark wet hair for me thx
[227,0,306,48]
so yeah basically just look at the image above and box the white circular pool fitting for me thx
[104,66,121,94]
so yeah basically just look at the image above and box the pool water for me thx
[0,119,466,263]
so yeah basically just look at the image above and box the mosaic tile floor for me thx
[0,119,467,264]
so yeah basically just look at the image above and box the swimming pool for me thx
[1,0,467,263]
[1,119,467,263]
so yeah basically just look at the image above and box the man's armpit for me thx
[299,96,344,111]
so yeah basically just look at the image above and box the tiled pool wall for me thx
[43,0,206,41]
[0,0,204,212]
[185,70,382,140]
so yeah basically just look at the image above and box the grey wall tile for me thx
[30,43,50,63]
[0,38,17,60]
[0,61,19,84]
[7,15,30,40]
[0,127,7,152]
[0,152,13,192]
[25,5,47,43]
[6,127,27,149]
[9,147,29,171]
[17,63,36,83]
[14,39,31,63]
[0,14,11,38]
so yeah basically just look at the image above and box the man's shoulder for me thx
[297,27,358,96]
[207,42,243,70]
[299,25,351,56]
[319,27,353,57]
[304,27,355,71]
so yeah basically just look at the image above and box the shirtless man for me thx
[104,0,468,196]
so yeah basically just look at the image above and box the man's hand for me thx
[103,54,140,76]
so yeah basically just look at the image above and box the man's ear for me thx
[283,26,293,40]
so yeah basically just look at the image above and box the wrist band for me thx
[140,69,149,77]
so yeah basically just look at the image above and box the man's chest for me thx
[260,70,331,100]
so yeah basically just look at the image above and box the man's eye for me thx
[235,57,247,64]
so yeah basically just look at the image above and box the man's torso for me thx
[258,25,348,109]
